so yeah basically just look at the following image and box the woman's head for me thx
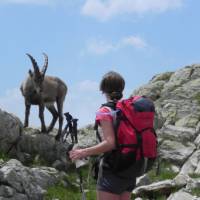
[100,71,125,101]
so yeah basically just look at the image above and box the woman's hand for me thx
[69,149,87,161]
[69,120,115,162]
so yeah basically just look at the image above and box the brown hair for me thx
[100,71,125,101]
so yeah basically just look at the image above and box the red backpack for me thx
[95,96,157,177]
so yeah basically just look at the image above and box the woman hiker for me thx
[69,71,136,200]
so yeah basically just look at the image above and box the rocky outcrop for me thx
[0,159,60,200]
[17,128,70,171]
[1,64,200,199]
[0,108,74,171]
[132,64,200,199]
[0,109,22,154]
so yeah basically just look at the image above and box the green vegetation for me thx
[45,165,96,200]
[148,160,178,182]
[45,159,182,200]
[152,72,173,82]
[189,173,200,179]
[0,151,10,161]
[30,154,50,167]
[193,93,200,105]
[191,188,200,196]
[45,183,80,200]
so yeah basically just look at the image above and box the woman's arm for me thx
[69,120,115,161]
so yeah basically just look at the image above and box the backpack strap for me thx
[94,121,102,142]
[101,101,121,149]
[102,101,117,110]
[94,101,120,148]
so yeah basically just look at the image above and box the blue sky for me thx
[0,0,199,128]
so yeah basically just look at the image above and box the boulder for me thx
[159,140,196,165]
[167,190,200,200]
[0,109,22,154]
[180,150,200,174]
[0,159,60,200]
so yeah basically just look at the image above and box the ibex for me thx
[20,53,67,140]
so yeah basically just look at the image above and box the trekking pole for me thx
[77,167,86,200]
[73,144,88,200]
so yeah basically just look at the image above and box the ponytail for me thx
[109,91,123,101]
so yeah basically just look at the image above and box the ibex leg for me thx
[55,100,64,140]
[46,105,58,132]
[39,104,47,133]
[24,102,31,128]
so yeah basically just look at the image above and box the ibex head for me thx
[26,53,48,93]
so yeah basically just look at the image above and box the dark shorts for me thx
[96,159,136,195]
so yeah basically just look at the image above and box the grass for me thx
[44,183,80,200]
[44,165,96,200]
[191,188,200,197]
[148,160,179,182]
[134,160,181,200]
[45,159,181,200]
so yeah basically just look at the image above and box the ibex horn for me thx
[41,53,48,76]
[26,53,40,74]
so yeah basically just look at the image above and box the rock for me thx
[175,114,199,128]
[76,126,96,147]
[0,109,22,154]
[180,150,200,174]
[186,177,200,191]
[160,67,193,97]
[167,190,199,200]
[173,174,190,187]
[136,174,151,187]
[0,185,15,198]
[151,72,174,83]
[159,140,196,165]
[0,159,60,200]
[132,179,175,196]
[15,128,71,171]
[160,102,178,125]
[135,198,143,200]
[159,125,197,142]
[194,134,200,149]
[132,80,166,101]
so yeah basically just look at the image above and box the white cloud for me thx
[86,39,115,55]
[85,35,147,55]
[81,0,184,21]
[0,0,83,6]
[120,36,147,49]
[1,0,78,6]
[0,0,54,5]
